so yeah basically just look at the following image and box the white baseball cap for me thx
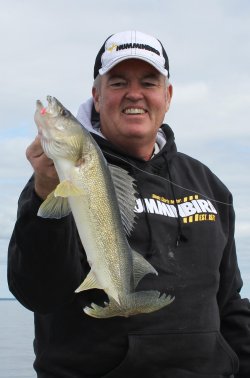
[94,30,170,79]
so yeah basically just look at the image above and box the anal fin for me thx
[75,270,102,293]
[132,250,158,288]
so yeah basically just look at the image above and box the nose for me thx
[125,82,144,101]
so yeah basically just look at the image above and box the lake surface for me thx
[0,300,35,378]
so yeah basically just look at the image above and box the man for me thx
[8,30,250,377]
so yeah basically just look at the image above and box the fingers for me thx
[26,136,56,177]
[26,135,45,162]
[26,135,59,199]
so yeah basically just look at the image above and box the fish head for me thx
[35,96,84,161]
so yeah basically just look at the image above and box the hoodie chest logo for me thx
[134,194,217,223]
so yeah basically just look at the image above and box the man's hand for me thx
[26,136,59,199]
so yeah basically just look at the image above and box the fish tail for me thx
[83,291,174,318]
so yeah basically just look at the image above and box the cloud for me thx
[173,82,210,104]
[0,136,33,239]
[0,136,33,179]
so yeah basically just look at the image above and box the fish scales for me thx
[78,148,131,294]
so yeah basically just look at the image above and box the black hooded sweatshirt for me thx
[8,124,250,378]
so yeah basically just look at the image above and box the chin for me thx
[123,123,151,135]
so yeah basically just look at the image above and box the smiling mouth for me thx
[123,108,147,115]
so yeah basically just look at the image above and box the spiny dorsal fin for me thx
[108,164,137,236]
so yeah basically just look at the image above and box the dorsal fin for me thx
[108,164,137,236]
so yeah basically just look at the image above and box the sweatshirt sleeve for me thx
[7,176,85,313]
[217,195,250,377]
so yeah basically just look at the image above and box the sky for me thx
[0,0,249,298]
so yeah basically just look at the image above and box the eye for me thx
[141,74,161,88]
[60,108,70,117]
[142,80,157,88]
[108,77,127,88]
[111,81,126,88]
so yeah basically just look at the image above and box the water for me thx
[0,300,35,378]
[235,237,250,299]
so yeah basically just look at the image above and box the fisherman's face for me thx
[92,59,172,153]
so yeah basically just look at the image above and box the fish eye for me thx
[60,108,70,117]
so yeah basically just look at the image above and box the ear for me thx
[92,87,100,113]
[165,84,173,113]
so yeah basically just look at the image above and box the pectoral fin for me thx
[54,180,84,197]
[37,190,71,219]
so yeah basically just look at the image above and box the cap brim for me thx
[99,55,169,77]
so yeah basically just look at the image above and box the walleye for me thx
[35,96,174,318]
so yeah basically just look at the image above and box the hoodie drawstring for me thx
[164,156,188,247]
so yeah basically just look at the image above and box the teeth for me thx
[124,108,145,114]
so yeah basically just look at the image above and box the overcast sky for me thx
[0,0,249,297]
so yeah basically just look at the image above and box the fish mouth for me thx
[36,96,56,115]
[36,99,44,111]
[46,95,55,107]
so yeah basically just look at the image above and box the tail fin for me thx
[83,291,174,318]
